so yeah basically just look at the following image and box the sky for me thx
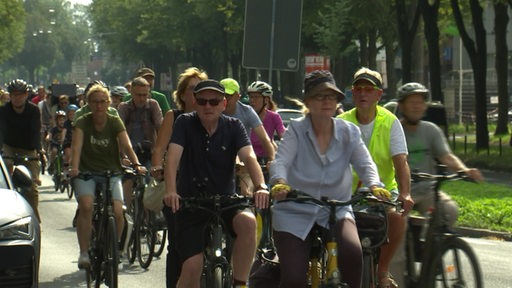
[68,0,91,5]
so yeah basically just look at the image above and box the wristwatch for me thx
[253,183,268,192]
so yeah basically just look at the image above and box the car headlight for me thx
[0,217,34,241]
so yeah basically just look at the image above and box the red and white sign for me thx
[305,54,330,74]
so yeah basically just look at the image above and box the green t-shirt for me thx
[75,113,125,172]
[123,90,170,114]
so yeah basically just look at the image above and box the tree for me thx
[451,0,489,150]
[420,0,443,102]
[493,0,510,136]
[0,0,25,65]
[394,0,421,83]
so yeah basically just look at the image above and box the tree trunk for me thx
[359,33,368,67]
[420,0,443,103]
[368,28,377,70]
[493,2,510,136]
[395,0,421,83]
[451,0,489,150]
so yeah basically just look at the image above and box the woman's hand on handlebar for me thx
[398,193,414,216]
[150,165,164,180]
[254,190,270,209]
[271,183,291,201]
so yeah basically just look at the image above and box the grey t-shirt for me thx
[231,101,262,134]
[404,121,451,194]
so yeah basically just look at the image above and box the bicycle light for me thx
[215,248,222,257]
[361,237,372,248]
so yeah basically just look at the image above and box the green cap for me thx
[220,78,240,95]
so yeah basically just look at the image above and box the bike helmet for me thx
[67,104,79,111]
[111,86,129,98]
[7,79,29,93]
[247,81,273,98]
[55,110,67,118]
[397,82,429,102]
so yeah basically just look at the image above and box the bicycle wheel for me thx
[153,229,167,257]
[104,216,119,288]
[425,237,483,288]
[67,181,74,199]
[212,265,224,288]
[136,210,156,268]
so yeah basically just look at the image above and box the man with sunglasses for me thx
[163,79,269,288]
[337,67,414,288]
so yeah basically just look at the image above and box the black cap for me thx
[193,79,225,95]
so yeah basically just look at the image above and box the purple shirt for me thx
[250,109,285,157]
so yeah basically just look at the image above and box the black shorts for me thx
[173,207,241,262]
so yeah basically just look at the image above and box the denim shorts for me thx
[74,175,124,202]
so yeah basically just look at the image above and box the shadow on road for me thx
[39,270,87,288]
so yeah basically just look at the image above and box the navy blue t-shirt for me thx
[171,112,250,197]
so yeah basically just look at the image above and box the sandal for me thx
[378,272,399,288]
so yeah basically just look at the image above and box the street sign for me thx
[242,0,303,71]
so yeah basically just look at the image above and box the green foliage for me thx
[0,0,26,64]
[444,181,512,233]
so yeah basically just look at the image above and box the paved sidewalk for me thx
[481,169,512,187]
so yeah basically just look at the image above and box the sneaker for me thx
[78,252,90,269]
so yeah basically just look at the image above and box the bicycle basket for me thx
[354,204,388,249]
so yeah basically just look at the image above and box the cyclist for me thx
[0,79,45,222]
[123,67,171,114]
[398,82,484,223]
[163,79,269,288]
[117,77,163,206]
[69,83,147,269]
[150,67,208,287]
[110,85,129,109]
[269,70,388,288]
[337,67,413,288]
[220,78,275,195]
[46,110,67,174]
[63,104,79,166]
[247,81,285,160]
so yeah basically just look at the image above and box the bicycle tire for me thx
[361,252,376,288]
[212,265,224,288]
[126,232,137,264]
[105,216,119,288]
[153,229,167,257]
[67,182,74,199]
[136,209,155,268]
[425,237,483,288]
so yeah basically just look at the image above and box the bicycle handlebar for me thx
[1,153,40,165]
[411,170,474,184]
[279,188,397,208]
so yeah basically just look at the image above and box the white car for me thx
[276,108,304,127]
[0,154,41,287]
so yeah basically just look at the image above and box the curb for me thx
[454,226,512,242]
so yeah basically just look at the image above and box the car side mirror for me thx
[12,165,33,189]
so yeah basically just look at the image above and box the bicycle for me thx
[76,171,121,288]
[404,169,483,288]
[123,168,156,269]
[50,141,73,198]
[179,194,254,288]
[277,188,393,288]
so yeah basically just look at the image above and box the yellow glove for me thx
[371,187,391,200]
[271,183,291,195]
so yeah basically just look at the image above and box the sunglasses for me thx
[352,85,380,93]
[311,94,338,101]
[196,98,223,106]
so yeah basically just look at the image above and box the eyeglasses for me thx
[196,98,223,106]
[89,99,109,105]
[60,101,69,105]
[311,94,338,101]
[352,85,380,93]
[248,94,263,100]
